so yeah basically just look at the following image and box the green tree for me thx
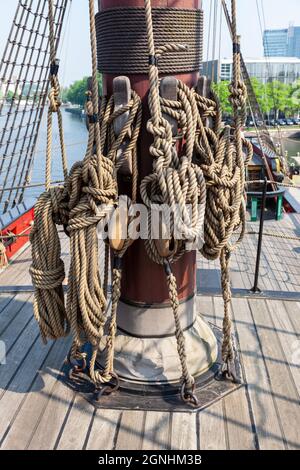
[211,80,232,115]
[289,79,300,117]
[6,90,15,102]
[266,80,291,119]
[250,78,272,115]
[64,75,102,106]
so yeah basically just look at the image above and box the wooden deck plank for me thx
[231,297,285,450]
[266,300,300,396]
[0,294,14,314]
[210,297,255,450]
[142,412,171,450]
[56,394,95,450]
[0,292,31,335]
[283,300,300,340]
[0,245,32,286]
[28,379,75,450]
[0,317,41,397]
[170,412,198,450]
[223,387,256,450]
[249,298,300,449]
[115,411,145,450]
[0,295,34,354]
[1,337,71,450]
[0,335,52,442]
[199,400,226,450]
[86,409,122,450]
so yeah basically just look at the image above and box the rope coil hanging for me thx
[30,0,251,408]
[30,0,142,392]
[194,0,252,378]
[141,0,251,393]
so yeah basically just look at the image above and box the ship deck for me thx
[0,214,300,450]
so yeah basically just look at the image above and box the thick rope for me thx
[30,0,69,343]
[141,0,208,405]
[30,0,250,402]
[142,0,251,388]
[30,0,142,391]
[95,7,204,75]
[66,0,141,388]
[194,0,252,377]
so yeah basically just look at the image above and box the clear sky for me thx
[0,0,299,86]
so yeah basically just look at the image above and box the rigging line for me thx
[16,0,69,207]
[248,97,278,189]
[0,1,45,158]
[58,0,72,89]
[259,0,285,155]
[0,139,88,164]
[205,0,213,76]
[0,0,35,116]
[0,0,46,193]
[218,0,223,67]
[0,3,29,96]
[0,2,22,74]
[211,0,218,81]
[255,0,276,108]
[1,0,69,210]
[0,180,64,194]
[0,1,49,208]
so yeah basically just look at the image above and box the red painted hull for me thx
[0,206,34,262]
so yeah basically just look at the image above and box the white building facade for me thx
[203,57,300,84]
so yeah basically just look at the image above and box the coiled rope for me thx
[141,0,208,407]
[96,7,204,75]
[141,0,251,392]
[30,0,142,390]
[30,0,69,344]
[30,0,251,407]
[194,0,252,378]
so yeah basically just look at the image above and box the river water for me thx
[4,108,300,203]
[29,108,88,200]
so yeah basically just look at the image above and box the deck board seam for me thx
[112,411,123,451]
[83,408,97,451]
[0,329,41,402]
[0,295,16,315]
[1,308,33,356]
[196,411,200,450]
[247,300,288,449]
[0,295,32,337]
[53,392,77,450]
[222,399,230,450]
[25,355,72,450]
[0,341,56,449]
[230,300,260,450]
[265,299,300,401]
[167,412,173,451]
[284,301,300,340]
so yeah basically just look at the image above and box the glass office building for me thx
[264,26,300,58]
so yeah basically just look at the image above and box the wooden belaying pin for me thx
[109,205,128,252]
[113,76,132,176]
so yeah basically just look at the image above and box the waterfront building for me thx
[203,57,300,84]
[264,26,300,58]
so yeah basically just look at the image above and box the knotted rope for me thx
[30,0,142,392]
[0,241,8,269]
[194,0,252,378]
[30,0,70,343]
[142,0,251,393]
[141,0,208,406]
[30,0,251,406]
